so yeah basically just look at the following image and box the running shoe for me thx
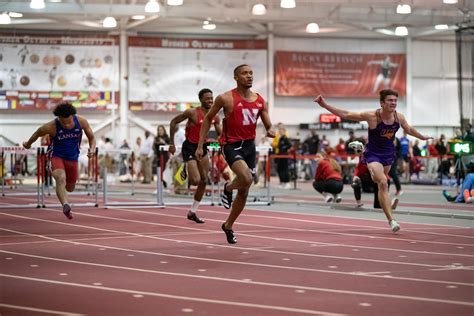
[334,194,342,203]
[187,211,205,224]
[180,165,187,182]
[325,195,333,203]
[221,223,237,244]
[221,183,233,209]
[391,197,399,210]
[390,219,400,233]
[63,203,73,220]
[442,190,455,202]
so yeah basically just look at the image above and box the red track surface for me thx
[1,195,473,315]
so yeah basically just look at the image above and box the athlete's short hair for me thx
[198,88,212,99]
[53,102,77,118]
[234,64,249,76]
[379,89,398,102]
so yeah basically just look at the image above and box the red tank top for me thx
[220,88,265,144]
[185,107,215,144]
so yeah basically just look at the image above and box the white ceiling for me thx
[1,0,473,39]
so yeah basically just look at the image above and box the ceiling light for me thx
[280,0,296,9]
[252,4,267,15]
[8,12,23,18]
[48,0,62,2]
[395,26,408,36]
[202,23,216,30]
[0,12,11,24]
[203,20,209,25]
[306,22,319,33]
[167,0,183,5]
[443,0,458,3]
[103,16,117,28]
[132,15,146,20]
[435,24,449,30]
[396,4,411,14]
[30,0,45,9]
[145,0,160,13]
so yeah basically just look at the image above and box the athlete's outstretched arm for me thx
[196,94,224,160]
[260,103,275,138]
[79,116,96,158]
[314,95,372,122]
[398,113,432,141]
[169,110,192,154]
[22,121,54,149]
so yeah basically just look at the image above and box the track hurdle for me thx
[39,148,99,208]
[0,146,43,208]
[155,144,273,207]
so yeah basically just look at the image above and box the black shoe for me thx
[63,203,73,220]
[187,212,205,224]
[180,166,187,181]
[221,183,233,209]
[221,223,237,244]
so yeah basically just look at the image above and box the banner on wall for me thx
[275,51,406,98]
[0,34,119,110]
[128,37,268,111]
[0,90,116,111]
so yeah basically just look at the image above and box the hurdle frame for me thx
[0,146,43,208]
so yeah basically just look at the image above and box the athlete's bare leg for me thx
[52,169,68,205]
[187,160,201,186]
[372,74,384,93]
[224,160,253,229]
[194,156,210,202]
[368,162,393,222]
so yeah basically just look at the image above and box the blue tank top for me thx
[50,115,82,160]
[365,109,400,156]
[400,137,409,155]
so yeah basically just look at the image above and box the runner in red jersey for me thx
[196,64,275,244]
[169,88,221,224]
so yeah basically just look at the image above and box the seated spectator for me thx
[443,163,474,204]
[312,152,343,203]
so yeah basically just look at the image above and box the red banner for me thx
[275,51,406,97]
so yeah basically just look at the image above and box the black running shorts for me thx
[221,139,256,175]
[181,140,209,162]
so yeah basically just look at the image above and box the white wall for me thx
[411,40,459,127]
[0,36,460,150]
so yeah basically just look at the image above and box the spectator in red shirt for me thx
[313,152,343,203]
[426,139,439,179]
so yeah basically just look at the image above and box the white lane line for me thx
[4,208,472,261]
[0,274,345,316]
[2,216,472,274]
[113,205,474,243]
[6,194,473,239]
[0,247,474,287]
[0,303,84,315]
[2,273,473,308]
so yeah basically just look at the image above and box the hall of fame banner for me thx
[128,37,268,110]
[275,51,406,98]
[0,34,119,110]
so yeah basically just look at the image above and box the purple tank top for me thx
[50,115,82,160]
[365,109,400,157]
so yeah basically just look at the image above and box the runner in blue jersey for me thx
[314,89,431,232]
[23,102,96,219]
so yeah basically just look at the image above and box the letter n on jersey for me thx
[242,108,259,126]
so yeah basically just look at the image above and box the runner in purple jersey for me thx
[314,89,432,233]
